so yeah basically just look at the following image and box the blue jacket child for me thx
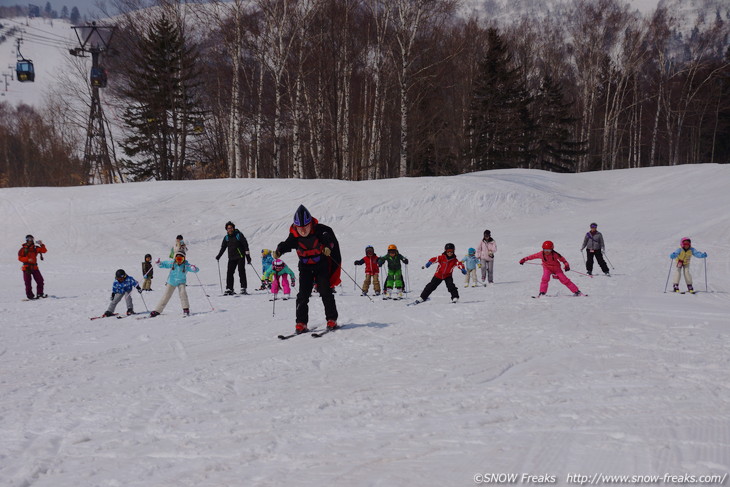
[149,252,200,317]
[102,269,142,317]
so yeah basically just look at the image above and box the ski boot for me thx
[326,320,338,331]
[224,289,235,296]
[295,322,309,334]
[573,291,584,296]
[240,288,249,295]
[283,294,290,300]
[149,311,160,317]
[183,308,190,316]
[103,310,115,317]
[687,285,695,294]
[126,309,134,316]
[673,284,680,293]
[451,297,459,303]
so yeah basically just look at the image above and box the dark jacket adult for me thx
[216,229,251,262]
[277,219,341,285]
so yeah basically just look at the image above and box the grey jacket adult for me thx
[581,231,605,251]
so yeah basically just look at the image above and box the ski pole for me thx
[138,290,149,312]
[217,259,223,295]
[581,249,586,266]
[567,269,592,277]
[337,261,373,302]
[603,250,615,270]
[663,259,672,293]
[272,283,277,317]
[194,272,215,311]
[354,265,358,292]
[405,264,410,293]
[704,257,708,292]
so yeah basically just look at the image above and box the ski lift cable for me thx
[3,17,75,41]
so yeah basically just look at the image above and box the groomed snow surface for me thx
[1,165,729,487]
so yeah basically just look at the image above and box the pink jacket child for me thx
[519,241,583,297]
[263,259,296,299]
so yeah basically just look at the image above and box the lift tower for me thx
[71,22,121,183]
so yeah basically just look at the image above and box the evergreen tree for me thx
[529,75,585,172]
[60,6,68,18]
[69,6,80,24]
[119,14,203,180]
[467,27,532,170]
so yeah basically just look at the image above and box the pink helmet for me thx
[680,237,691,246]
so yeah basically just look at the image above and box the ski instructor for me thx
[215,221,252,295]
[274,205,341,335]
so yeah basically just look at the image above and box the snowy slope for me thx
[1,165,729,486]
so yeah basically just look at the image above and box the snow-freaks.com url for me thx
[472,473,728,485]
[563,473,728,485]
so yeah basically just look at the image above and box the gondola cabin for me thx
[16,60,35,82]
[90,67,108,88]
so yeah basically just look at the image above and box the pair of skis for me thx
[277,325,340,340]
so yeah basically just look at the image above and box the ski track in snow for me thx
[1,165,730,486]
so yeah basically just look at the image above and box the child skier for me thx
[580,223,610,276]
[18,234,47,300]
[462,248,480,287]
[414,243,466,304]
[263,258,296,300]
[149,251,199,317]
[102,269,142,317]
[476,229,497,285]
[354,245,381,296]
[170,235,188,258]
[519,241,583,297]
[669,237,707,293]
[377,244,409,300]
[259,249,274,290]
[141,253,154,291]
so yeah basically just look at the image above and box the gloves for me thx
[425,261,432,268]
[564,266,570,272]
[488,252,494,258]
[519,259,525,265]
[36,240,43,246]
[136,286,142,294]
[323,247,331,257]
[291,278,296,287]
[403,259,409,265]
[110,292,115,301]
[216,255,221,261]
[190,265,198,272]
[461,268,467,275]
[246,257,252,265]
[156,258,161,264]
[354,261,361,265]
[273,250,281,259]
[701,252,708,258]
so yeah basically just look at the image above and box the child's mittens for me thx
[354,260,361,265]
[110,292,115,301]
[291,278,296,287]
[424,261,432,269]
[700,252,708,258]
[156,258,161,264]
[461,268,467,275]
[190,265,199,272]
[519,259,525,265]
[137,286,143,294]
[403,258,409,264]
[564,265,570,272]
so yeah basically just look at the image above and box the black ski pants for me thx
[420,275,458,301]
[226,258,248,291]
[585,249,609,274]
[296,260,337,324]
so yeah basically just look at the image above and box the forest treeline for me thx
[1,0,729,186]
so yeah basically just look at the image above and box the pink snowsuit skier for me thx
[519,241,582,296]
[263,259,296,299]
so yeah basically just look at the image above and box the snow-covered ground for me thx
[1,165,729,486]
